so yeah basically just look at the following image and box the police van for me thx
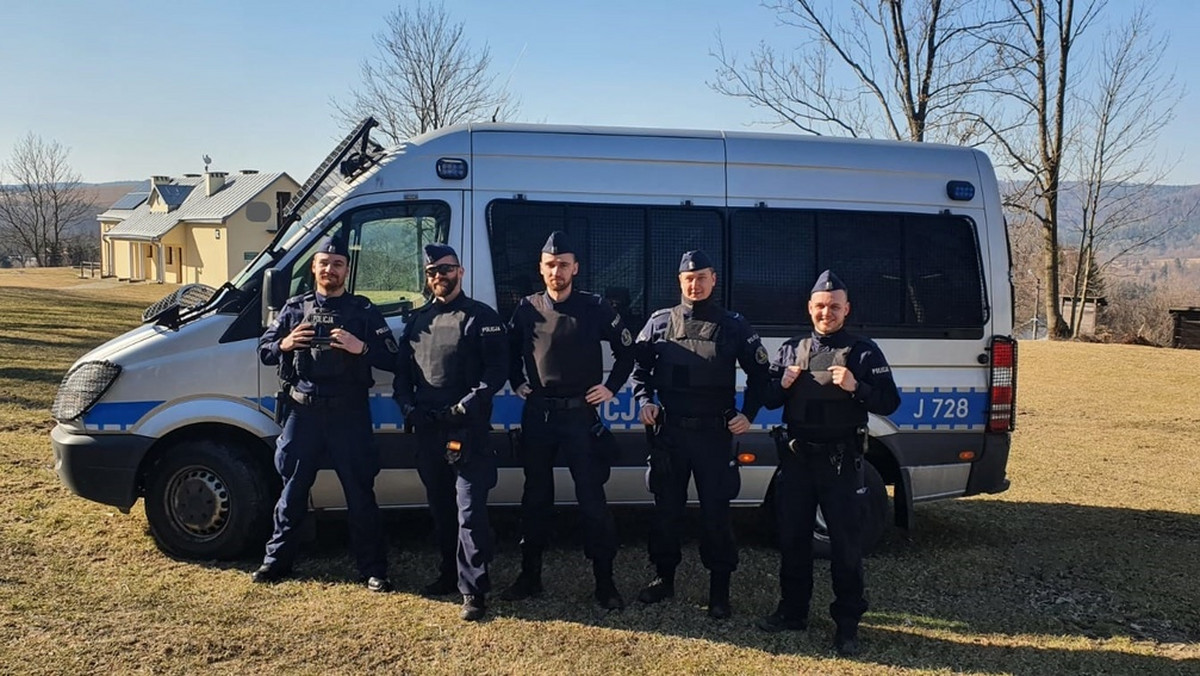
[51,118,1017,560]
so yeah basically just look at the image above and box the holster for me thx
[769,425,791,456]
[507,427,524,460]
[645,423,672,495]
[444,428,467,466]
[273,389,290,426]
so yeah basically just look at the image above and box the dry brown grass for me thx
[1,268,1198,674]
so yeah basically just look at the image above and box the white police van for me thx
[51,118,1017,560]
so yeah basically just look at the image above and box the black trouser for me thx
[517,399,617,565]
[415,422,497,595]
[774,438,867,634]
[263,400,386,579]
[646,423,740,574]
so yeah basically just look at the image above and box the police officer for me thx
[631,250,770,619]
[756,270,901,658]
[253,235,397,591]
[393,243,508,622]
[501,231,635,611]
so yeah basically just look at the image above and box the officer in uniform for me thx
[253,235,397,591]
[756,270,900,658]
[630,250,770,619]
[393,243,508,622]
[500,231,635,610]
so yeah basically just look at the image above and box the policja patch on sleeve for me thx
[621,328,632,346]
[756,345,769,364]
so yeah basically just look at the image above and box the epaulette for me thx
[285,292,314,306]
[649,307,672,319]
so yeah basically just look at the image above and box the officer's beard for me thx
[431,276,460,300]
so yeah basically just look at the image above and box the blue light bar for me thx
[436,158,468,180]
[946,180,975,201]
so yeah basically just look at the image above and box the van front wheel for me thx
[144,439,274,560]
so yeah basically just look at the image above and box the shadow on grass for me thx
[197,498,1200,672]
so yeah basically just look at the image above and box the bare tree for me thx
[710,0,1016,143]
[1063,8,1185,337]
[0,133,94,267]
[982,0,1104,338]
[332,1,517,145]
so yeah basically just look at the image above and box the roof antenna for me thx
[203,154,212,172]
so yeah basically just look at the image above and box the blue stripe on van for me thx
[891,388,987,431]
[83,401,163,431]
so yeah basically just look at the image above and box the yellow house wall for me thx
[187,225,227,285]
[223,175,301,280]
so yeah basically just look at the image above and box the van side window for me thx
[286,202,450,317]
[730,209,987,337]
[487,200,724,329]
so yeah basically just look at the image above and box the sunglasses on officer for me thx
[424,263,461,278]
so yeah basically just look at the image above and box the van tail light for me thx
[986,336,1017,432]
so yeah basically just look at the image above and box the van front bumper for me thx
[51,424,153,511]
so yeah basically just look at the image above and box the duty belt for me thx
[535,395,590,411]
[289,389,357,409]
[662,412,727,430]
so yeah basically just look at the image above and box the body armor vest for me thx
[527,293,602,394]
[786,337,865,437]
[411,307,469,395]
[294,299,349,383]
[657,303,729,393]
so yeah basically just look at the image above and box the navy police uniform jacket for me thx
[259,291,398,397]
[765,329,901,441]
[508,290,635,398]
[631,298,770,419]
[393,293,508,423]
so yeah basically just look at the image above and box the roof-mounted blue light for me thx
[946,180,975,201]
[436,158,468,180]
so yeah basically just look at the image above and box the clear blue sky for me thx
[2,0,1198,185]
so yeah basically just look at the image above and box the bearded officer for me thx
[756,270,900,658]
[630,249,770,619]
[253,235,397,591]
[500,231,635,610]
[393,243,508,622]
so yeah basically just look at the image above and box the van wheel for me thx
[812,460,890,559]
[144,439,274,560]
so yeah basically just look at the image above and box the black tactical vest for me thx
[293,299,350,383]
[411,307,469,392]
[655,305,735,396]
[527,293,602,394]
[786,337,865,437]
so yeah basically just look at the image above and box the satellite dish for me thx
[202,154,212,171]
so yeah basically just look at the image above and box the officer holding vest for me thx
[253,235,397,591]
[501,231,635,611]
[630,250,770,619]
[393,243,508,622]
[757,270,900,658]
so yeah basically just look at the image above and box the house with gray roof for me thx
[99,170,300,284]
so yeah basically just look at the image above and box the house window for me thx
[166,247,173,265]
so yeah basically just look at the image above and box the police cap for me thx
[315,235,350,259]
[423,243,459,265]
[541,230,575,256]
[678,250,714,273]
[811,269,848,294]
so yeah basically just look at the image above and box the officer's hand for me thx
[281,323,315,352]
[780,365,803,389]
[330,328,366,354]
[727,412,751,435]
[585,384,614,405]
[639,403,660,426]
[829,366,857,392]
[515,383,532,399]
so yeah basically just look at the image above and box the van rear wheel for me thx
[812,460,890,559]
[144,439,274,560]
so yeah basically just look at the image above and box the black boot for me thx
[500,549,544,601]
[593,559,625,610]
[637,567,675,604]
[421,560,458,597]
[756,601,808,633]
[461,594,487,622]
[707,571,731,619]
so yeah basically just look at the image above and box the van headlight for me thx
[51,361,122,421]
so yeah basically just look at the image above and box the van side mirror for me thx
[261,268,291,328]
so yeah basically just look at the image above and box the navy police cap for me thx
[678,249,714,273]
[315,235,350,258]
[541,230,575,255]
[423,243,458,265]
[811,269,847,294]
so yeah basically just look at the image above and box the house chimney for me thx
[239,169,259,175]
[204,171,227,197]
[151,175,171,185]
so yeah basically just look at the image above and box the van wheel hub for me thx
[164,466,230,539]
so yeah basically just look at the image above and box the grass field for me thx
[1,268,1198,674]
